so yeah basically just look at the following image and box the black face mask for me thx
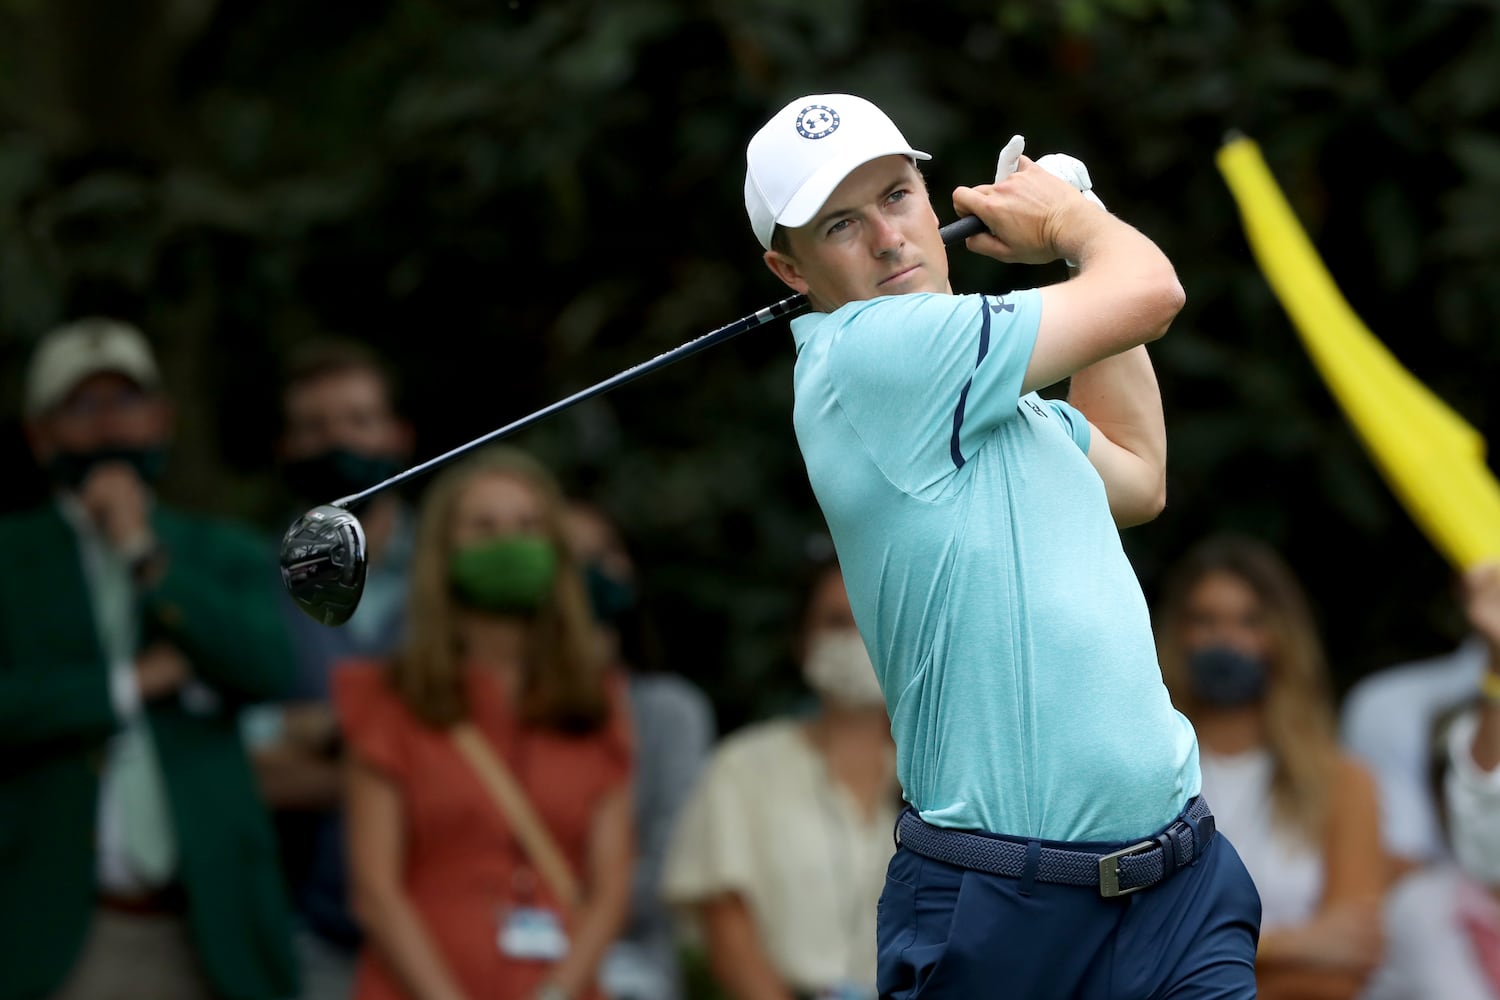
[47,446,168,491]
[1185,646,1269,708]
[584,562,637,625]
[283,448,402,502]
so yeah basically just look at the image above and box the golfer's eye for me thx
[887,189,908,204]
[826,218,852,236]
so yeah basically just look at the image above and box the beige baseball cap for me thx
[24,317,161,417]
[744,93,930,251]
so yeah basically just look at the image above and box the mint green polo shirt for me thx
[790,290,1199,842]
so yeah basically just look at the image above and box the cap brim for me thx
[25,362,159,417]
[776,147,932,232]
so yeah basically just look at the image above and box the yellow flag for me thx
[1215,136,1500,570]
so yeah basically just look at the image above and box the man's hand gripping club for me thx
[954,136,1110,267]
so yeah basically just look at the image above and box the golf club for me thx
[281,213,989,625]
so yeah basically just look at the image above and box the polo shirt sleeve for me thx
[1040,397,1091,454]
[825,290,1042,495]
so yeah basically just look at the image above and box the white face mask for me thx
[803,629,885,708]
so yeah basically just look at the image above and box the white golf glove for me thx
[992,138,1105,266]
[1034,152,1107,211]
[994,134,1026,183]
[993,137,1106,212]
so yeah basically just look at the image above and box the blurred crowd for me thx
[4,317,1500,1000]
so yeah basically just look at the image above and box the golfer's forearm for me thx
[1058,212,1184,347]
[1067,343,1168,525]
[1068,346,1166,471]
[1021,215,1183,395]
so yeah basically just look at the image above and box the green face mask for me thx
[449,536,558,614]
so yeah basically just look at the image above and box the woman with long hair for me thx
[335,446,634,1000]
[1155,534,1385,1000]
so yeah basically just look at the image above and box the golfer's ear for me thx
[764,250,809,295]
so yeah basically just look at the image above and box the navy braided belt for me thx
[895,795,1215,899]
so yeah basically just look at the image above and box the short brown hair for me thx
[281,338,400,412]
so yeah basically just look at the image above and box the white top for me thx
[58,496,158,894]
[662,717,898,994]
[1360,708,1500,1000]
[1341,638,1488,861]
[1361,866,1500,1000]
[1199,747,1322,930]
[1445,708,1500,876]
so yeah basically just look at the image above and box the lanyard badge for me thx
[497,904,569,961]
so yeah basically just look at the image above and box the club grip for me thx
[939,214,988,245]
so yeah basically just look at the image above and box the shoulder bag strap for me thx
[449,723,583,909]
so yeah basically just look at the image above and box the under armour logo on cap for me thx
[795,104,840,140]
[744,93,930,250]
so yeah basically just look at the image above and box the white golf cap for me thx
[24,317,161,417]
[745,93,930,250]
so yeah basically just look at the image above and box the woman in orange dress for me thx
[335,446,634,1000]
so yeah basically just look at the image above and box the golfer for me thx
[747,94,1261,997]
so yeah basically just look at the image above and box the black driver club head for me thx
[280,504,368,626]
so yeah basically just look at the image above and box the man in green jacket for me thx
[0,318,299,1000]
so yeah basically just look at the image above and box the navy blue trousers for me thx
[876,813,1262,999]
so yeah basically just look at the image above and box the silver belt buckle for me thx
[1098,840,1156,898]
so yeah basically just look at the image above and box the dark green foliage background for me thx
[2,0,1497,730]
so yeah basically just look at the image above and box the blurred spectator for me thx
[663,559,897,1000]
[335,446,634,1000]
[564,500,715,1000]
[1362,561,1500,1000]
[1156,534,1385,1000]
[249,338,415,997]
[275,337,415,696]
[0,318,298,1000]
[1342,595,1487,876]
